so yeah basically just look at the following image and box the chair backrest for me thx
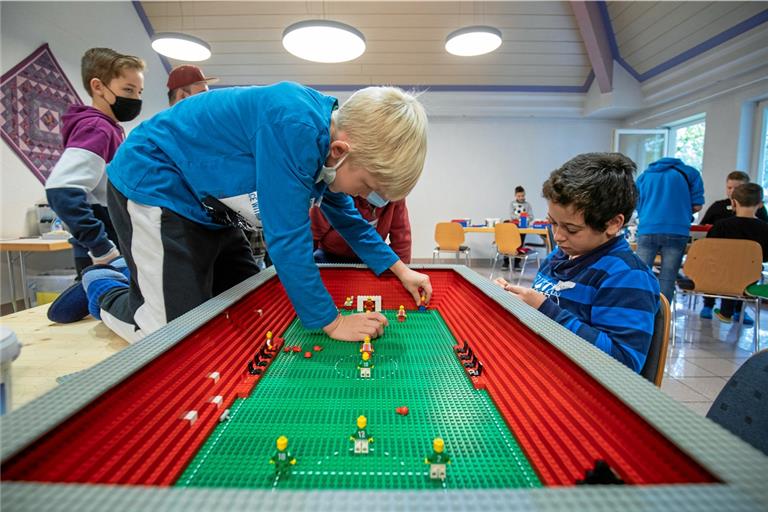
[494,223,523,255]
[706,350,768,456]
[683,238,763,296]
[434,222,465,251]
[640,293,671,387]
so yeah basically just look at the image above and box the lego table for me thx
[2,265,766,511]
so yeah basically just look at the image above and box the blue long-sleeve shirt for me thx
[636,158,705,237]
[534,236,660,373]
[107,82,398,330]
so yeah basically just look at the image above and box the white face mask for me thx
[316,145,350,185]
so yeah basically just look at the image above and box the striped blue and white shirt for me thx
[534,236,660,373]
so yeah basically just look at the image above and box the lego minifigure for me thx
[397,305,407,322]
[269,435,296,474]
[360,335,374,354]
[424,437,451,480]
[265,330,273,351]
[363,296,376,313]
[343,296,354,309]
[350,415,374,454]
[418,294,428,311]
[358,351,374,378]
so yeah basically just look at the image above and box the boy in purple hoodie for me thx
[45,48,145,277]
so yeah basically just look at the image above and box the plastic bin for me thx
[27,271,77,306]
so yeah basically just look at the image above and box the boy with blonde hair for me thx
[64,82,430,343]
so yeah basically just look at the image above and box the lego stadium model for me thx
[2,266,766,511]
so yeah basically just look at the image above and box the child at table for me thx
[495,153,660,373]
[705,183,768,325]
[503,186,534,270]
[58,82,431,343]
[45,48,145,276]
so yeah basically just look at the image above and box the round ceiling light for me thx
[282,20,366,63]
[445,26,502,57]
[151,32,212,62]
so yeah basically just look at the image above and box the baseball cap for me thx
[166,65,219,91]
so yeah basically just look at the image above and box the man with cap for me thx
[167,64,218,106]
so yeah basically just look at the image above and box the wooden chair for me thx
[640,293,671,387]
[673,239,762,350]
[489,223,540,284]
[432,222,471,266]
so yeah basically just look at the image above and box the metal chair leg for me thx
[489,252,499,281]
[670,293,677,346]
[517,256,528,286]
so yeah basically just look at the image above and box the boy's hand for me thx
[493,277,510,289]
[498,283,547,309]
[323,312,388,341]
[390,261,432,305]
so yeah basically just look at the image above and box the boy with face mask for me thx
[54,82,430,344]
[45,48,145,282]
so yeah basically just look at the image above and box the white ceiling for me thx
[607,0,767,75]
[141,1,768,89]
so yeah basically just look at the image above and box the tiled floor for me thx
[437,254,766,417]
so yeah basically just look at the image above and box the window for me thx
[668,117,706,171]
[757,100,768,196]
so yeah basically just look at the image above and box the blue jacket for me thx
[636,158,704,236]
[107,82,398,329]
[534,236,660,373]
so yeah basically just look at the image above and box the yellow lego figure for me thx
[265,330,273,350]
[424,437,451,480]
[360,335,374,353]
[350,415,374,454]
[269,435,297,474]
[397,305,407,322]
[358,350,374,378]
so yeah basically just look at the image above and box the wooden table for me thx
[0,304,128,411]
[464,226,554,253]
[0,238,72,311]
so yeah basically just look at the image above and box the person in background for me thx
[698,171,767,319]
[503,185,534,270]
[699,171,768,225]
[311,197,412,264]
[703,183,768,325]
[635,157,705,302]
[495,153,659,373]
[167,64,217,106]
[45,48,145,279]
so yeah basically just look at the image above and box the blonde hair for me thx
[333,86,428,200]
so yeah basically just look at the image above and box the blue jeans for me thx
[635,234,688,301]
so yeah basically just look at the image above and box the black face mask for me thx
[106,86,142,122]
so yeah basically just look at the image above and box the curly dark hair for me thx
[542,153,637,232]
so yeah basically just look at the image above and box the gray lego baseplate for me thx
[2,264,767,511]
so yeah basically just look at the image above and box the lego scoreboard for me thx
[2,266,766,511]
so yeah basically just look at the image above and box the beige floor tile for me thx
[661,378,708,402]
[684,358,744,377]
[683,401,712,417]
[678,376,728,400]
[664,358,715,378]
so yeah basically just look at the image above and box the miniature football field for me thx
[177,309,543,490]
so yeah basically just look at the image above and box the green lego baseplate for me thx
[177,310,542,490]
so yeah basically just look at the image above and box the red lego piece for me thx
[283,346,291,353]
[313,345,323,352]
[395,406,409,416]
[304,351,312,359]
[292,346,301,353]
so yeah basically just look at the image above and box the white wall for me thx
[408,115,616,259]
[1,1,169,306]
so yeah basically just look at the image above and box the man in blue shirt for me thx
[495,153,660,373]
[635,158,705,301]
[71,82,430,343]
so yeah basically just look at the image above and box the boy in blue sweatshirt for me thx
[65,82,430,344]
[45,48,145,276]
[495,153,660,373]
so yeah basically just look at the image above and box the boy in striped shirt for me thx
[495,153,660,373]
